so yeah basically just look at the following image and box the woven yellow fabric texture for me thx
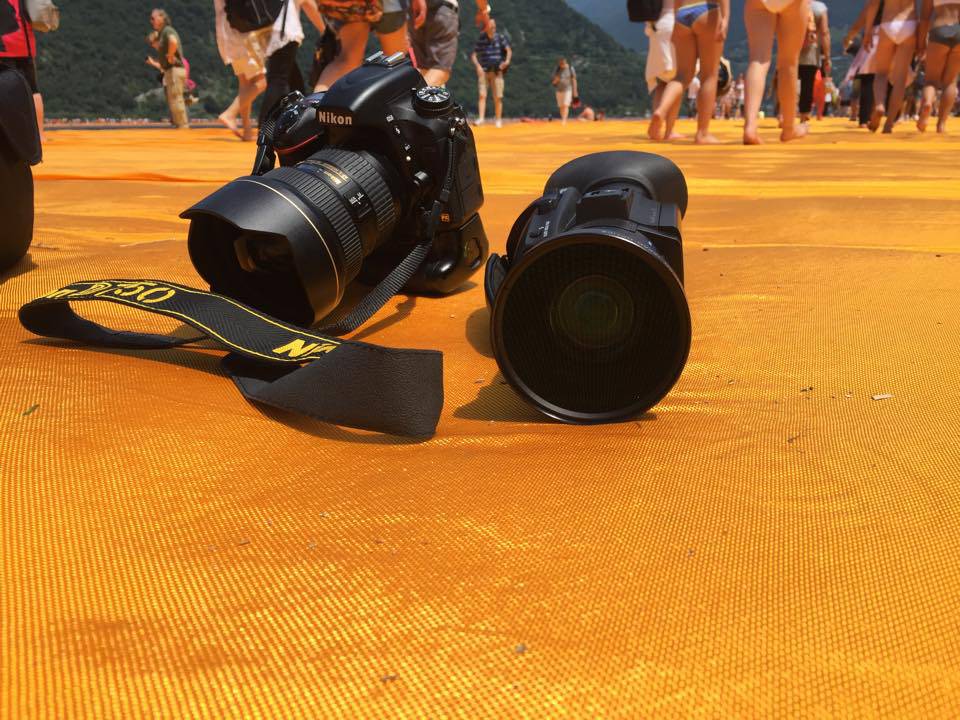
[2,119,960,717]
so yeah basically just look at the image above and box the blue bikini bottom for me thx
[675,2,719,27]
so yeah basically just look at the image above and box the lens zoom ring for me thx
[270,166,363,281]
[315,148,397,239]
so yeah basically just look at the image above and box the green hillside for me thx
[33,0,652,120]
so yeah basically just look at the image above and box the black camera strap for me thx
[18,279,444,438]
[320,133,461,336]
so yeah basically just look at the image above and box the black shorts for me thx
[1,56,39,93]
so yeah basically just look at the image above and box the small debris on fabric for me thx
[21,404,40,417]
[702,247,710,252]
[475,378,485,384]
[727,379,735,385]
[318,512,329,518]
[515,644,527,655]
[800,387,814,393]
[687,549,695,557]
[374,538,384,545]
[871,393,893,401]
[787,434,800,443]
[306,542,317,550]
[237,538,251,546]
[381,674,398,683]
[844,391,853,398]
[207,545,218,553]
[935,254,942,258]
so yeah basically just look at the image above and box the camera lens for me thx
[494,235,690,423]
[234,232,296,274]
[183,147,402,326]
[553,275,635,350]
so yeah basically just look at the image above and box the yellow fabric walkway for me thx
[3,118,960,717]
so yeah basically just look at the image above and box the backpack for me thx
[225,0,285,33]
[626,0,662,23]
[25,0,59,32]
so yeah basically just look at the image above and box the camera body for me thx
[183,53,488,327]
[484,151,691,424]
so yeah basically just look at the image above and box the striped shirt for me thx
[473,31,509,71]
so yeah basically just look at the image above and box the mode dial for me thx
[413,86,453,116]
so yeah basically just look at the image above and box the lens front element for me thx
[493,234,691,423]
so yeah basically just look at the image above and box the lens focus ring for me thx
[313,148,398,242]
[269,165,364,281]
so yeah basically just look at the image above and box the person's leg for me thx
[918,43,948,131]
[239,73,266,141]
[492,73,504,126]
[693,10,724,143]
[775,0,810,141]
[260,43,297,124]
[477,71,488,123]
[936,47,960,132]
[665,91,684,138]
[870,33,897,130]
[316,22,371,91]
[858,74,875,125]
[165,68,189,128]
[33,93,45,142]
[558,93,570,123]
[743,0,776,144]
[376,25,408,56]
[882,37,916,132]
[798,65,817,121]
[219,81,243,139]
[650,23,696,140]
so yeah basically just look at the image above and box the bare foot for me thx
[694,132,721,145]
[780,123,808,142]
[937,122,947,134]
[242,129,256,142]
[218,112,243,139]
[647,113,665,141]
[743,129,763,145]
[881,123,894,134]
[667,131,685,141]
[917,104,931,132]
[868,105,884,133]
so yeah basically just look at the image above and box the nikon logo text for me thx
[316,111,353,126]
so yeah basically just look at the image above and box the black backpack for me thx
[225,0,285,33]
[627,0,663,23]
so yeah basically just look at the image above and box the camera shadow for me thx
[20,338,427,444]
[465,306,494,358]
[0,253,37,287]
[454,372,548,423]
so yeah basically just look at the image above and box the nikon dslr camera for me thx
[182,52,488,328]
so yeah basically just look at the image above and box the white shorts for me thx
[645,12,676,91]
[556,89,572,107]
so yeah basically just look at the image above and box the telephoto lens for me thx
[484,151,692,424]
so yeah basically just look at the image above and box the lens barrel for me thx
[182,148,401,327]
[487,151,692,424]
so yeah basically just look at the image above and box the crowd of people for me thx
[2,0,959,143]
[646,0,960,142]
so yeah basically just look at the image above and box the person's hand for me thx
[499,60,509,71]
[822,58,832,75]
[863,30,875,51]
[915,42,926,63]
[475,65,484,79]
[843,32,856,49]
[411,0,426,29]
[716,14,728,41]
